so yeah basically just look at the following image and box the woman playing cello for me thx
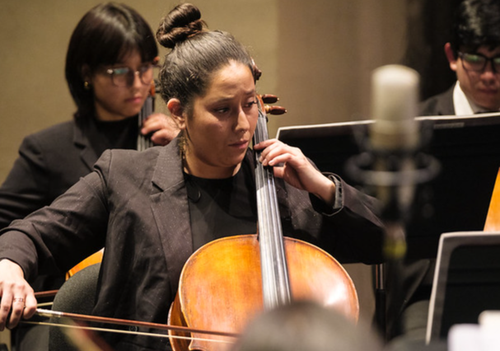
[0,3,384,350]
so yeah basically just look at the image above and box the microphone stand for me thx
[345,125,440,340]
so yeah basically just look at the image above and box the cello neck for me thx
[137,81,157,151]
[253,96,291,309]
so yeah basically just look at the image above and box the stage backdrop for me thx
[2,0,454,336]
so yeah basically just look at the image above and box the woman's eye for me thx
[214,107,230,114]
[245,100,257,108]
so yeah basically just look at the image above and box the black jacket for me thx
[0,137,385,350]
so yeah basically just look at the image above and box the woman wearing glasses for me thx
[0,3,384,350]
[0,3,177,350]
[388,0,500,344]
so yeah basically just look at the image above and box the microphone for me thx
[369,65,420,259]
[346,64,439,259]
[346,65,440,338]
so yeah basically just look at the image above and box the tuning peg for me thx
[260,94,279,104]
[265,105,287,115]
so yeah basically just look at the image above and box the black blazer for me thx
[0,120,102,292]
[419,86,455,116]
[0,120,99,230]
[0,137,385,350]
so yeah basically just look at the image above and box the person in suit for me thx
[420,0,500,116]
[0,2,177,232]
[387,0,500,345]
[0,3,178,350]
[0,3,385,350]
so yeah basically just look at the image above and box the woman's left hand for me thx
[141,113,180,146]
[254,139,336,206]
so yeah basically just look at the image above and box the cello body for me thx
[168,234,359,351]
[168,93,359,350]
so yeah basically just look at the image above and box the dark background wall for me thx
[404,0,464,100]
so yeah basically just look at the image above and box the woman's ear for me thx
[167,99,186,130]
[81,65,92,85]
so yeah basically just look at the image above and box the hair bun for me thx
[156,3,206,49]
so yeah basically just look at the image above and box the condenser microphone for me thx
[369,64,420,222]
[346,64,439,259]
[346,65,439,337]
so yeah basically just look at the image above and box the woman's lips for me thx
[230,140,249,149]
[126,96,143,104]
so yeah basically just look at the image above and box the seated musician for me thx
[420,0,500,116]
[0,3,385,350]
[0,3,178,350]
[387,0,500,343]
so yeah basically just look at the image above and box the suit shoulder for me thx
[94,147,164,183]
[419,95,441,116]
[27,121,74,139]
[22,121,75,147]
[98,147,162,168]
[18,121,75,155]
[108,146,162,159]
[418,87,454,116]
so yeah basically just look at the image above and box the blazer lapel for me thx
[150,140,193,296]
[73,121,99,171]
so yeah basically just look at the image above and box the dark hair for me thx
[450,0,500,56]
[156,3,255,113]
[65,2,158,119]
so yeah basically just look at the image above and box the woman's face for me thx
[181,61,258,179]
[90,50,152,121]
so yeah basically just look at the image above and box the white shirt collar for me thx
[453,81,499,114]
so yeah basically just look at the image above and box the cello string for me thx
[254,97,291,309]
[21,320,234,344]
[137,79,157,151]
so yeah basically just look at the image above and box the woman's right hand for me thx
[0,259,37,330]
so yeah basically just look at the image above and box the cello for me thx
[32,93,358,350]
[167,93,359,350]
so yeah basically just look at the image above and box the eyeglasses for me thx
[458,52,500,73]
[105,63,157,87]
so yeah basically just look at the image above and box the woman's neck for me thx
[182,153,241,179]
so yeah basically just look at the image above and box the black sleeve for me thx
[0,135,51,229]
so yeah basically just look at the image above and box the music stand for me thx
[276,114,500,260]
[426,231,500,344]
[277,114,500,338]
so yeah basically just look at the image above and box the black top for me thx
[86,116,138,157]
[185,160,257,250]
